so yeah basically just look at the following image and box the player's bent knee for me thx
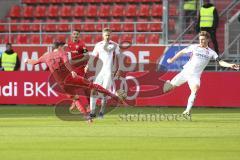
[190,84,200,93]
[163,81,175,93]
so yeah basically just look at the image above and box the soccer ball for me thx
[116,89,127,100]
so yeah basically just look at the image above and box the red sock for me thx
[89,83,118,101]
[75,100,87,115]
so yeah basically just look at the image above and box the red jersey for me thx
[38,49,72,72]
[67,40,88,75]
[67,40,87,60]
[37,49,73,84]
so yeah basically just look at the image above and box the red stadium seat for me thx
[121,34,133,43]
[88,0,102,2]
[112,5,124,17]
[60,5,73,18]
[48,5,59,18]
[151,4,163,17]
[82,19,95,32]
[73,5,85,17]
[3,35,14,43]
[110,19,122,32]
[19,20,31,32]
[0,36,3,44]
[125,0,137,2]
[148,34,160,44]
[95,18,108,32]
[50,0,62,3]
[0,20,7,32]
[140,0,154,2]
[73,19,83,31]
[110,0,121,2]
[82,34,92,44]
[136,34,146,44]
[9,19,19,32]
[136,18,149,32]
[30,34,41,44]
[32,20,42,32]
[22,0,38,4]
[149,19,162,32]
[169,5,178,16]
[123,18,134,32]
[22,6,34,18]
[39,0,49,3]
[111,34,119,43]
[35,6,47,18]
[169,19,176,32]
[0,25,6,32]
[43,20,58,32]
[86,5,98,17]
[125,4,137,17]
[9,5,21,18]
[43,35,54,44]
[139,4,150,17]
[93,34,102,44]
[16,34,28,44]
[56,34,68,42]
[62,0,75,3]
[98,4,111,17]
[58,20,71,32]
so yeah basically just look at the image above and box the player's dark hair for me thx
[53,41,65,50]
[199,31,210,39]
[6,43,12,46]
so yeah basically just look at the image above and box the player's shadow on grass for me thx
[55,99,117,121]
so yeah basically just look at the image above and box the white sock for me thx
[186,92,196,112]
[100,98,107,113]
[90,95,97,114]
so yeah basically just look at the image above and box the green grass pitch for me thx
[0,105,240,160]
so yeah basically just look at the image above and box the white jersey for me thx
[182,44,219,75]
[91,40,120,77]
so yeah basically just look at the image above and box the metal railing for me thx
[0,21,163,45]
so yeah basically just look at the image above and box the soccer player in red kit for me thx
[66,30,90,113]
[25,41,125,118]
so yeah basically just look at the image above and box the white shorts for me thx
[170,71,201,87]
[94,73,113,90]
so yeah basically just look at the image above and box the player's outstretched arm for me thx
[218,60,240,70]
[70,54,89,66]
[167,50,186,64]
[25,59,40,65]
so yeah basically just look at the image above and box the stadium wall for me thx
[0,0,19,19]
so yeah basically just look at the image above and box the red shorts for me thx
[62,75,90,96]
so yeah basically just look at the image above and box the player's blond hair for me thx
[199,31,210,39]
[102,28,112,33]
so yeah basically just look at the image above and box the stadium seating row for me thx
[0,34,161,44]
[0,18,169,32]
[22,0,160,4]
[9,4,164,18]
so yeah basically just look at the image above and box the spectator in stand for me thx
[196,0,219,54]
[0,50,2,70]
[0,43,20,71]
[183,0,198,29]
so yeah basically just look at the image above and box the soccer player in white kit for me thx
[164,31,239,115]
[88,28,123,118]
